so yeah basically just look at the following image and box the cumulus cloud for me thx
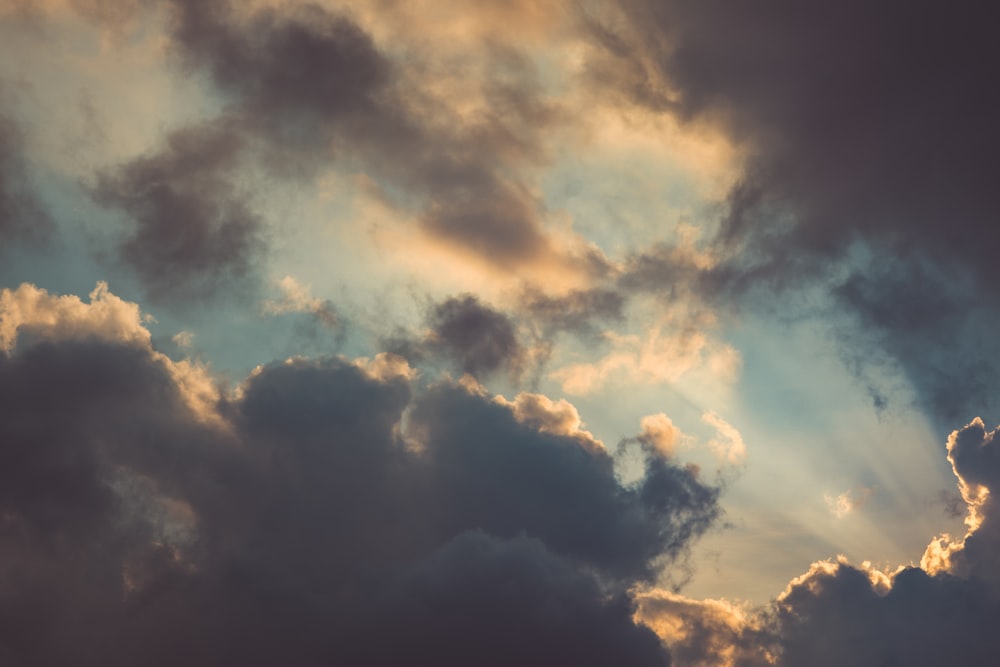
[0,281,222,426]
[0,283,725,665]
[0,281,150,351]
[635,590,773,667]
[920,418,1000,586]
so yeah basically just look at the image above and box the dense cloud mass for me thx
[0,283,724,665]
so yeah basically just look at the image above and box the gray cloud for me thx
[385,294,533,383]
[92,119,264,303]
[427,294,526,378]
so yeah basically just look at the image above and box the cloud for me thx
[632,418,1000,667]
[0,281,223,426]
[499,391,603,451]
[387,294,538,383]
[357,531,671,667]
[634,590,772,667]
[426,294,527,378]
[551,317,738,396]
[920,418,1000,586]
[262,275,338,329]
[158,0,594,279]
[0,282,726,665]
[585,1,1000,425]
[702,411,747,465]
[823,487,875,519]
[597,0,1000,282]
[409,378,720,580]
[637,413,686,459]
[171,330,194,348]
[520,286,626,339]
[0,98,51,247]
[763,557,1000,667]
[0,281,150,351]
[91,119,264,303]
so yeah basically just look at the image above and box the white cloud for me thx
[823,487,875,519]
[702,411,747,464]
[262,275,336,326]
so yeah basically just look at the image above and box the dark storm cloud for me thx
[92,119,264,303]
[159,0,568,270]
[0,307,724,663]
[589,0,1000,423]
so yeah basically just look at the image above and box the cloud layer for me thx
[0,282,721,665]
[3,1,1000,664]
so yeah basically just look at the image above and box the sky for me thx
[1,1,998,665]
